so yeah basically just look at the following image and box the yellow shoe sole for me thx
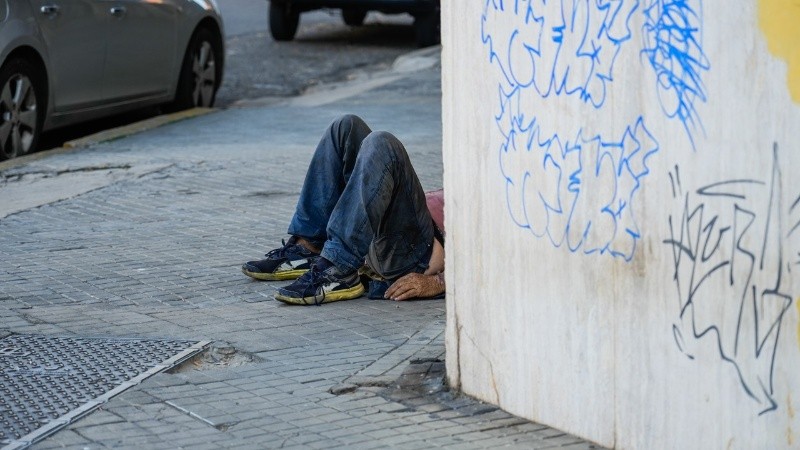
[242,267,308,281]
[274,284,365,305]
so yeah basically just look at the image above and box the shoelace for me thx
[302,263,330,306]
[265,239,292,259]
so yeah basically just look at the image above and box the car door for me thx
[102,0,177,102]
[28,0,108,111]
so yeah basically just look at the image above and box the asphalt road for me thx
[215,1,418,106]
[39,1,419,149]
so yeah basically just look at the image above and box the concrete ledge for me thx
[233,45,442,109]
[0,108,216,171]
[64,107,216,148]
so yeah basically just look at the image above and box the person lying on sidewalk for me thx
[242,114,445,306]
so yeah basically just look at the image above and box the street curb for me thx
[390,44,441,73]
[63,107,216,148]
[0,145,74,171]
[232,45,442,108]
[0,108,216,172]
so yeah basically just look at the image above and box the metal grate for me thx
[0,334,209,450]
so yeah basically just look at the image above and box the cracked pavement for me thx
[0,50,599,449]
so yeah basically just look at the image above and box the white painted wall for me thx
[442,1,800,448]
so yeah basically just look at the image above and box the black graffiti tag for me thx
[665,144,796,416]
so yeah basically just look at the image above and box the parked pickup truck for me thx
[268,0,440,47]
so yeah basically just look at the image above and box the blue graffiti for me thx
[483,0,660,261]
[641,0,710,148]
[481,0,639,108]
[499,113,659,261]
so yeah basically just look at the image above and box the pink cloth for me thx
[425,189,444,233]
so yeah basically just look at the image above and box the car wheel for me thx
[269,1,299,41]
[170,27,221,111]
[0,58,44,161]
[342,9,366,26]
[414,10,440,48]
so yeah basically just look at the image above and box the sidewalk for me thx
[0,48,598,449]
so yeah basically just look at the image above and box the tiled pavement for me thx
[0,53,601,449]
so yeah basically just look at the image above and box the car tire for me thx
[269,1,299,41]
[169,27,222,112]
[0,58,44,161]
[342,9,367,26]
[414,10,440,48]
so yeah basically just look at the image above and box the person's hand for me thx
[385,272,444,301]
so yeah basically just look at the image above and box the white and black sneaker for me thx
[275,257,364,305]
[242,236,319,281]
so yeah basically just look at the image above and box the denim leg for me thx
[322,131,434,277]
[287,114,373,246]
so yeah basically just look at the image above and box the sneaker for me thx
[241,236,319,281]
[275,257,365,305]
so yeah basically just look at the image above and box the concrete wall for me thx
[442,1,800,448]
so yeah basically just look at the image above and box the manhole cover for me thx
[0,334,209,450]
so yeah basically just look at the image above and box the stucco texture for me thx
[443,1,800,448]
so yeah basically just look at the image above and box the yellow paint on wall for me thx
[759,0,800,102]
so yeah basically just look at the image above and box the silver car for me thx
[0,0,225,160]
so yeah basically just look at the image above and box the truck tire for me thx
[342,9,367,26]
[270,1,300,41]
[414,10,440,48]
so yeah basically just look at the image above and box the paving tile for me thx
[0,68,599,450]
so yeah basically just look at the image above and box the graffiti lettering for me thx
[483,0,660,261]
[665,144,797,415]
[500,116,659,260]
[481,0,638,108]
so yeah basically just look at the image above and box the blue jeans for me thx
[287,115,434,279]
